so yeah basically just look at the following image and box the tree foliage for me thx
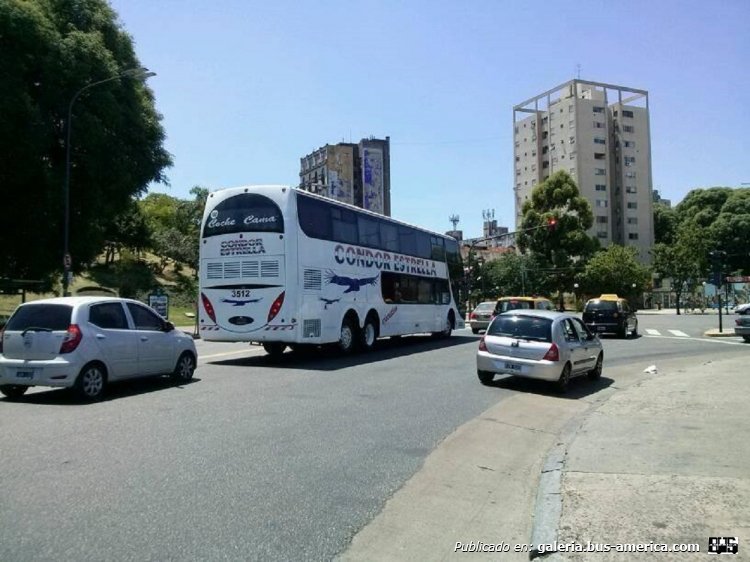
[579,245,651,305]
[0,0,171,281]
[653,203,678,245]
[516,171,598,305]
[651,222,710,315]
[481,253,548,298]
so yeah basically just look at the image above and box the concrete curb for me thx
[528,406,597,559]
[527,382,635,560]
[703,329,740,338]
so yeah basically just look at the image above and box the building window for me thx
[532,150,536,156]
[596,216,608,223]
[569,168,576,175]
[569,105,574,113]
[595,168,606,176]
[543,131,548,139]
[622,110,634,118]
[628,232,639,240]
[552,156,558,164]
[596,199,608,208]
[516,168,521,176]
[531,179,537,186]
[624,140,636,148]
[594,137,606,145]
[594,121,605,128]
[627,217,638,224]
[627,202,638,209]
[597,231,608,239]
[595,184,606,191]
[624,156,636,166]
[569,136,575,144]
[626,185,637,193]
[542,146,549,154]
[593,106,605,113]
[542,116,548,124]
[515,141,520,147]
[623,125,635,133]
[542,161,549,169]
[625,171,636,178]
[594,152,606,160]
[515,126,519,134]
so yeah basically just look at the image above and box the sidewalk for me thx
[550,355,750,560]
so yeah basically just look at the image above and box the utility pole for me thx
[710,250,726,333]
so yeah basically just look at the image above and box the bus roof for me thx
[208,184,460,243]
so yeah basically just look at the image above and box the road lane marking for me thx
[645,329,661,335]
[643,335,745,345]
[199,348,264,361]
[668,330,690,337]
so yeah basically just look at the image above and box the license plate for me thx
[504,362,522,372]
[597,326,606,332]
[16,370,34,380]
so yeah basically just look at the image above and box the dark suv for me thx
[582,295,638,338]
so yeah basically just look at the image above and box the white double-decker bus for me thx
[198,185,464,356]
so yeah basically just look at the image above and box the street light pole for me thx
[62,67,156,296]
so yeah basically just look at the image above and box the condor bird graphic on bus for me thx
[199,185,464,357]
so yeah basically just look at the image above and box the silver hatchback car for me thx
[476,310,603,392]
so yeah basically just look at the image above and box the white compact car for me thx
[476,310,603,392]
[0,296,197,400]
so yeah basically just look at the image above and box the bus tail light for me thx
[60,324,83,354]
[201,292,216,323]
[268,291,285,322]
[542,343,560,362]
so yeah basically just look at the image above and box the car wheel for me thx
[263,342,286,358]
[471,328,480,334]
[556,363,572,393]
[477,370,494,386]
[743,335,750,343]
[0,385,28,400]
[618,324,628,339]
[171,351,195,382]
[588,353,603,380]
[632,321,638,337]
[359,317,378,351]
[75,363,107,401]
[432,314,453,338]
[338,317,356,354]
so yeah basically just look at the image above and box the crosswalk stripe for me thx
[646,329,661,335]
[668,330,690,337]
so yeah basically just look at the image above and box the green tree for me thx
[579,245,651,306]
[707,189,750,274]
[653,203,678,245]
[651,222,710,315]
[102,199,151,264]
[675,187,733,229]
[483,253,547,298]
[0,0,171,281]
[516,171,598,308]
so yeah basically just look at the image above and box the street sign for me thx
[726,275,750,283]
[148,292,169,319]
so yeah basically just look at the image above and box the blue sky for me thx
[110,0,749,238]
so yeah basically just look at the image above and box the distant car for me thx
[735,316,750,342]
[495,296,555,313]
[469,301,496,334]
[0,296,197,401]
[476,310,603,392]
[582,294,638,338]
[734,303,750,315]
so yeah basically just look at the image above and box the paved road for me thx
[1,314,746,561]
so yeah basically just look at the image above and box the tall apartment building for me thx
[513,80,654,263]
[299,137,391,216]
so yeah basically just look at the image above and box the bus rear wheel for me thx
[263,342,286,358]
[359,317,378,351]
[338,317,356,354]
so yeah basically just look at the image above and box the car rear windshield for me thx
[6,304,72,331]
[584,300,618,312]
[497,300,533,313]
[474,302,495,312]
[486,315,552,342]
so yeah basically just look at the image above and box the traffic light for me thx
[547,217,558,232]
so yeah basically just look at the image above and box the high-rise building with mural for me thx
[299,137,391,216]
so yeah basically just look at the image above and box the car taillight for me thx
[542,343,559,361]
[201,292,216,323]
[268,291,285,322]
[470,312,477,320]
[478,336,487,351]
[59,324,82,354]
